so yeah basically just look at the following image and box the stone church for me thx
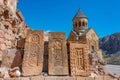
[67,9,104,76]
[0,0,119,80]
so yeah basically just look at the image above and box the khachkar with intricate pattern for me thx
[69,43,90,76]
[22,30,44,76]
[48,32,68,75]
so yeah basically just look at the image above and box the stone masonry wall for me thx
[0,76,113,80]
[0,0,29,67]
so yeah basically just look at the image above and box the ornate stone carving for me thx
[69,43,90,76]
[22,30,44,76]
[48,32,68,75]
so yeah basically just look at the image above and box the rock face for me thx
[2,49,17,67]
[99,32,120,64]
[0,0,29,67]
[22,30,44,76]
[48,32,68,75]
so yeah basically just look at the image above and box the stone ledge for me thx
[0,76,113,80]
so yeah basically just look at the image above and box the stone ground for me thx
[106,64,120,75]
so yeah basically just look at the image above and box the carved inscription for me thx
[22,30,44,76]
[70,48,84,75]
[48,32,68,75]
[53,40,62,66]
[70,43,90,76]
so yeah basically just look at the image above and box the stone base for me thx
[0,76,114,80]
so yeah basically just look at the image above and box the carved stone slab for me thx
[48,32,68,75]
[69,43,90,76]
[22,30,44,76]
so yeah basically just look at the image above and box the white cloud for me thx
[44,30,51,35]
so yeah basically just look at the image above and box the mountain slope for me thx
[99,32,120,65]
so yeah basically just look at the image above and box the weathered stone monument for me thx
[48,32,68,75]
[69,43,90,76]
[22,30,44,76]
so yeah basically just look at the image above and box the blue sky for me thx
[18,0,120,38]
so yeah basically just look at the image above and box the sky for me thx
[18,0,120,38]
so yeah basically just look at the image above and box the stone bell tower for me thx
[73,9,88,34]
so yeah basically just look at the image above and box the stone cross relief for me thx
[30,35,40,66]
[52,40,63,67]
[70,48,86,75]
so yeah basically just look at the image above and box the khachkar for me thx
[22,30,44,76]
[48,32,68,75]
[69,43,90,76]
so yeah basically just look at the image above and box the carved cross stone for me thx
[69,43,90,76]
[48,32,68,75]
[22,30,44,76]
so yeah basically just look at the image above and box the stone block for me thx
[30,76,44,80]
[6,40,12,48]
[0,30,5,38]
[64,77,76,80]
[0,38,4,43]
[103,76,111,80]
[86,77,94,80]
[7,29,12,35]
[76,77,86,80]
[22,30,44,76]
[0,43,6,50]
[1,49,17,67]
[11,40,17,48]
[45,77,56,80]
[0,23,5,30]
[4,33,9,40]
[56,77,65,80]
[4,33,13,41]
[45,77,76,80]
[94,76,103,80]
[4,78,20,80]
[20,77,30,80]
[48,32,68,75]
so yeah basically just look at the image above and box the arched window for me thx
[85,22,87,26]
[79,21,81,27]
[91,46,95,52]
[75,22,77,27]
[83,21,85,26]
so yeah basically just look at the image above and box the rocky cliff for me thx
[100,32,120,65]
[0,0,30,67]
